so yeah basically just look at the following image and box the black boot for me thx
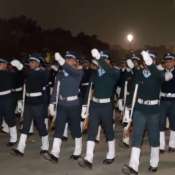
[122,164,138,175]
[78,158,93,169]
[148,166,158,172]
[103,158,115,165]
[11,148,24,157]
[70,154,81,160]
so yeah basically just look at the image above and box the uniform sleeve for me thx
[147,64,164,81]
[62,63,83,77]
[98,59,120,81]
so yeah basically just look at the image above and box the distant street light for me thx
[126,33,134,50]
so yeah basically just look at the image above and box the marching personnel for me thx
[159,53,175,153]
[46,51,83,163]
[122,50,170,175]
[78,49,120,169]
[12,53,49,157]
[10,59,24,117]
[122,54,141,147]
[0,58,18,146]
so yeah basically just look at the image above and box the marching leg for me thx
[49,138,62,163]
[103,140,115,164]
[149,147,159,172]
[160,131,166,153]
[71,137,82,160]
[7,126,17,146]
[122,147,140,175]
[78,141,95,169]
[168,130,175,152]
[12,134,27,157]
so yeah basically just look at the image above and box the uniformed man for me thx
[122,50,171,175]
[0,58,18,146]
[122,54,141,147]
[78,49,120,169]
[12,53,49,157]
[46,51,83,163]
[159,53,175,153]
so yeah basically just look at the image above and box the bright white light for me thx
[127,34,134,43]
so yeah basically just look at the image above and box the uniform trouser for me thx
[21,104,48,136]
[132,110,160,147]
[87,102,114,141]
[0,96,16,127]
[159,100,175,131]
[54,104,82,139]
[129,110,160,172]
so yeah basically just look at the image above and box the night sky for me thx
[0,0,175,48]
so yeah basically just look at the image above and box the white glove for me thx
[51,65,58,71]
[156,64,164,71]
[122,107,131,124]
[116,87,121,97]
[81,105,88,119]
[55,52,65,66]
[15,100,23,114]
[11,59,24,71]
[141,50,153,66]
[126,59,134,69]
[48,103,56,116]
[91,48,101,60]
[165,71,173,81]
[118,99,124,112]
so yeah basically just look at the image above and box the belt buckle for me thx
[167,93,171,97]
[147,101,151,105]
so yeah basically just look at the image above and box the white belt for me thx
[137,98,159,105]
[161,92,175,98]
[0,90,11,96]
[26,92,42,97]
[92,97,111,103]
[59,95,78,101]
[81,83,89,86]
[13,87,23,92]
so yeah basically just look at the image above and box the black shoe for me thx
[160,149,165,154]
[40,150,50,159]
[78,158,93,169]
[7,142,17,147]
[122,164,138,175]
[47,154,58,163]
[11,148,24,157]
[103,158,115,165]
[62,136,68,142]
[148,166,158,172]
[168,147,175,152]
[70,154,81,160]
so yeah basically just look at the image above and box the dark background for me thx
[0,0,174,61]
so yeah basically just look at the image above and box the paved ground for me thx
[0,126,175,175]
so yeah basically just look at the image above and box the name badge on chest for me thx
[98,67,106,77]
[63,70,69,77]
[142,69,151,78]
